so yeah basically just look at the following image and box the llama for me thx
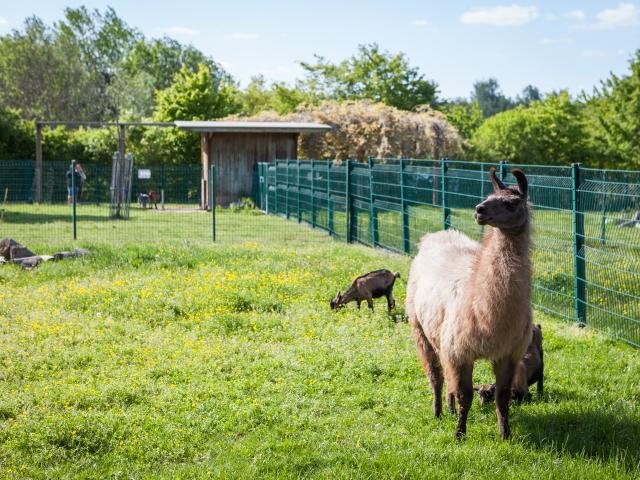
[405,168,532,440]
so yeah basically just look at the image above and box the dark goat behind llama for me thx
[331,269,400,312]
[475,323,544,405]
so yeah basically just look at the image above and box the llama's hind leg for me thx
[450,363,474,439]
[412,322,443,418]
[493,357,517,440]
[446,387,456,414]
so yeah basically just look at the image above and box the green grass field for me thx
[0,209,639,478]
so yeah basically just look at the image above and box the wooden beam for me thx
[201,132,211,210]
[35,123,43,203]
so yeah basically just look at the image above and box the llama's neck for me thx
[469,222,532,321]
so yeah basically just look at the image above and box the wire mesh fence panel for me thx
[580,168,640,345]
[256,158,639,347]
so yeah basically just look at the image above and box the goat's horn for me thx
[489,167,507,192]
[511,169,528,198]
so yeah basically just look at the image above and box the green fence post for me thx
[71,160,77,240]
[572,163,586,326]
[297,160,301,223]
[210,164,216,241]
[345,160,352,242]
[479,163,485,234]
[328,162,334,235]
[400,158,410,254]
[441,158,450,230]
[285,161,290,219]
[368,157,379,247]
[311,160,316,228]
[600,169,606,245]
[499,160,508,181]
[95,163,101,205]
[274,160,279,215]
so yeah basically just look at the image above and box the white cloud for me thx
[545,13,559,21]
[0,16,8,26]
[412,19,430,26]
[564,10,586,21]
[159,26,200,36]
[460,5,539,26]
[227,32,260,40]
[590,3,640,30]
[540,37,573,45]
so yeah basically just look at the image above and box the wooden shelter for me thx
[174,121,331,208]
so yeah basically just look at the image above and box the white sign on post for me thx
[138,169,151,179]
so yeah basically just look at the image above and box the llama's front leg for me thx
[451,363,474,439]
[412,322,443,418]
[493,357,517,440]
[356,300,361,310]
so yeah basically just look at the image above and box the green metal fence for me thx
[258,159,640,347]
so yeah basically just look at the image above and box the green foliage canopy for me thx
[300,43,438,111]
[471,92,589,165]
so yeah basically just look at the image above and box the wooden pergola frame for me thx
[34,121,174,203]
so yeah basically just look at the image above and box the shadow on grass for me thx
[517,407,640,472]
[3,210,112,223]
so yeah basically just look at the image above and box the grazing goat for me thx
[475,323,544,405]
[406,168,532,440]
[148,190,161,209]
[331,269,400,312]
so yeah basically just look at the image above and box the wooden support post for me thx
[35,122,43,203]
[200,132,211,210]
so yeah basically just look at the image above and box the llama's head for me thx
[474,168,529,231]
[330,291,343,310]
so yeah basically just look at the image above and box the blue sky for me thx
[0,1,638,99]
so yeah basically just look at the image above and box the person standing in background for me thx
[66,163,82,205]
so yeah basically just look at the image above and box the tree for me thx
[440,100,484,140]
[150,64,241,165]
[239,75,316,116]
[0,17,105,120]
[300,43,438,110]
[471,92,589,165]
[584,50,640,169]
[472,78,514,117]
[155,64,240,121]
[517,85,542,107]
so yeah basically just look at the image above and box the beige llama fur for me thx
[405,168,532,440]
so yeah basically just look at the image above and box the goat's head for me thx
[473,384,496,406]
[474,168,529,231]
[330,291,343,310]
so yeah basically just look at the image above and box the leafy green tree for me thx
[300,43,438,110]
[440,101,484,140]
[517,85,542,107]
[0,17,104,120]
[0,107,34,159]
[584,50,640,169]
[151,64,241,164]
[155,64,240,121]
[471,91,589,165]
[472,78,514,117]
[239,75,315,116]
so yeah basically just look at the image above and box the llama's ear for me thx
[511,169,528,198]
[489,167,506,192]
